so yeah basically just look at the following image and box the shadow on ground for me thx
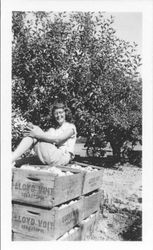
[120,210,142,241]
[74,151,142,169]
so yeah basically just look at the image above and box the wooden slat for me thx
[73,161,102,170]
[57,226,82,241]
[82,189,103,220]
[12,231,39,241]
[81,211,99,240]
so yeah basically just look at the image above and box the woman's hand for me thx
[24,124,44,139]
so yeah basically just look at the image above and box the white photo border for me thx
[1,1,153,250]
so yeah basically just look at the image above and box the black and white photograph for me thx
[1,0,153,249]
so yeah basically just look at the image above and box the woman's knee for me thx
[34,141,55,155]
[37,141,51,149]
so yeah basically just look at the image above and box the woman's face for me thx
[54,108,66,126]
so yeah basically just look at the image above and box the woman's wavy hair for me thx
[50,100,73,127]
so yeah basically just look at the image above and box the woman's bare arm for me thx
[24,125,74,144]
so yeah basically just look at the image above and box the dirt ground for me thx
[91,163,142,241]
[75,143,142,241]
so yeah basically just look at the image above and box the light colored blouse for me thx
[47,122,77,156]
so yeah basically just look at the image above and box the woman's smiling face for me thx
[53,108,66,126]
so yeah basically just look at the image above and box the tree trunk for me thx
[111,144,121,162]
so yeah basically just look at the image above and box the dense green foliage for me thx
[12,11,142,158]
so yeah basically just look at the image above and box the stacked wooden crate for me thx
[12,162,104,241]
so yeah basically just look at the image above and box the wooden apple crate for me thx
[67,162,104,195]
[12,166,84,208]
[12,198,83,241]
[82,189,104,220]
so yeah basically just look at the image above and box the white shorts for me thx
[34,141,71,166]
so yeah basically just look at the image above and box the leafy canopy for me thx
[12,11,142,156]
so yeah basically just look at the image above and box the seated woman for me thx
[12,101,77,167]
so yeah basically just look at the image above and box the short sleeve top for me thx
[47,122,77,156]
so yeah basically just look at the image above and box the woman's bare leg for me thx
[12,137,36,163]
